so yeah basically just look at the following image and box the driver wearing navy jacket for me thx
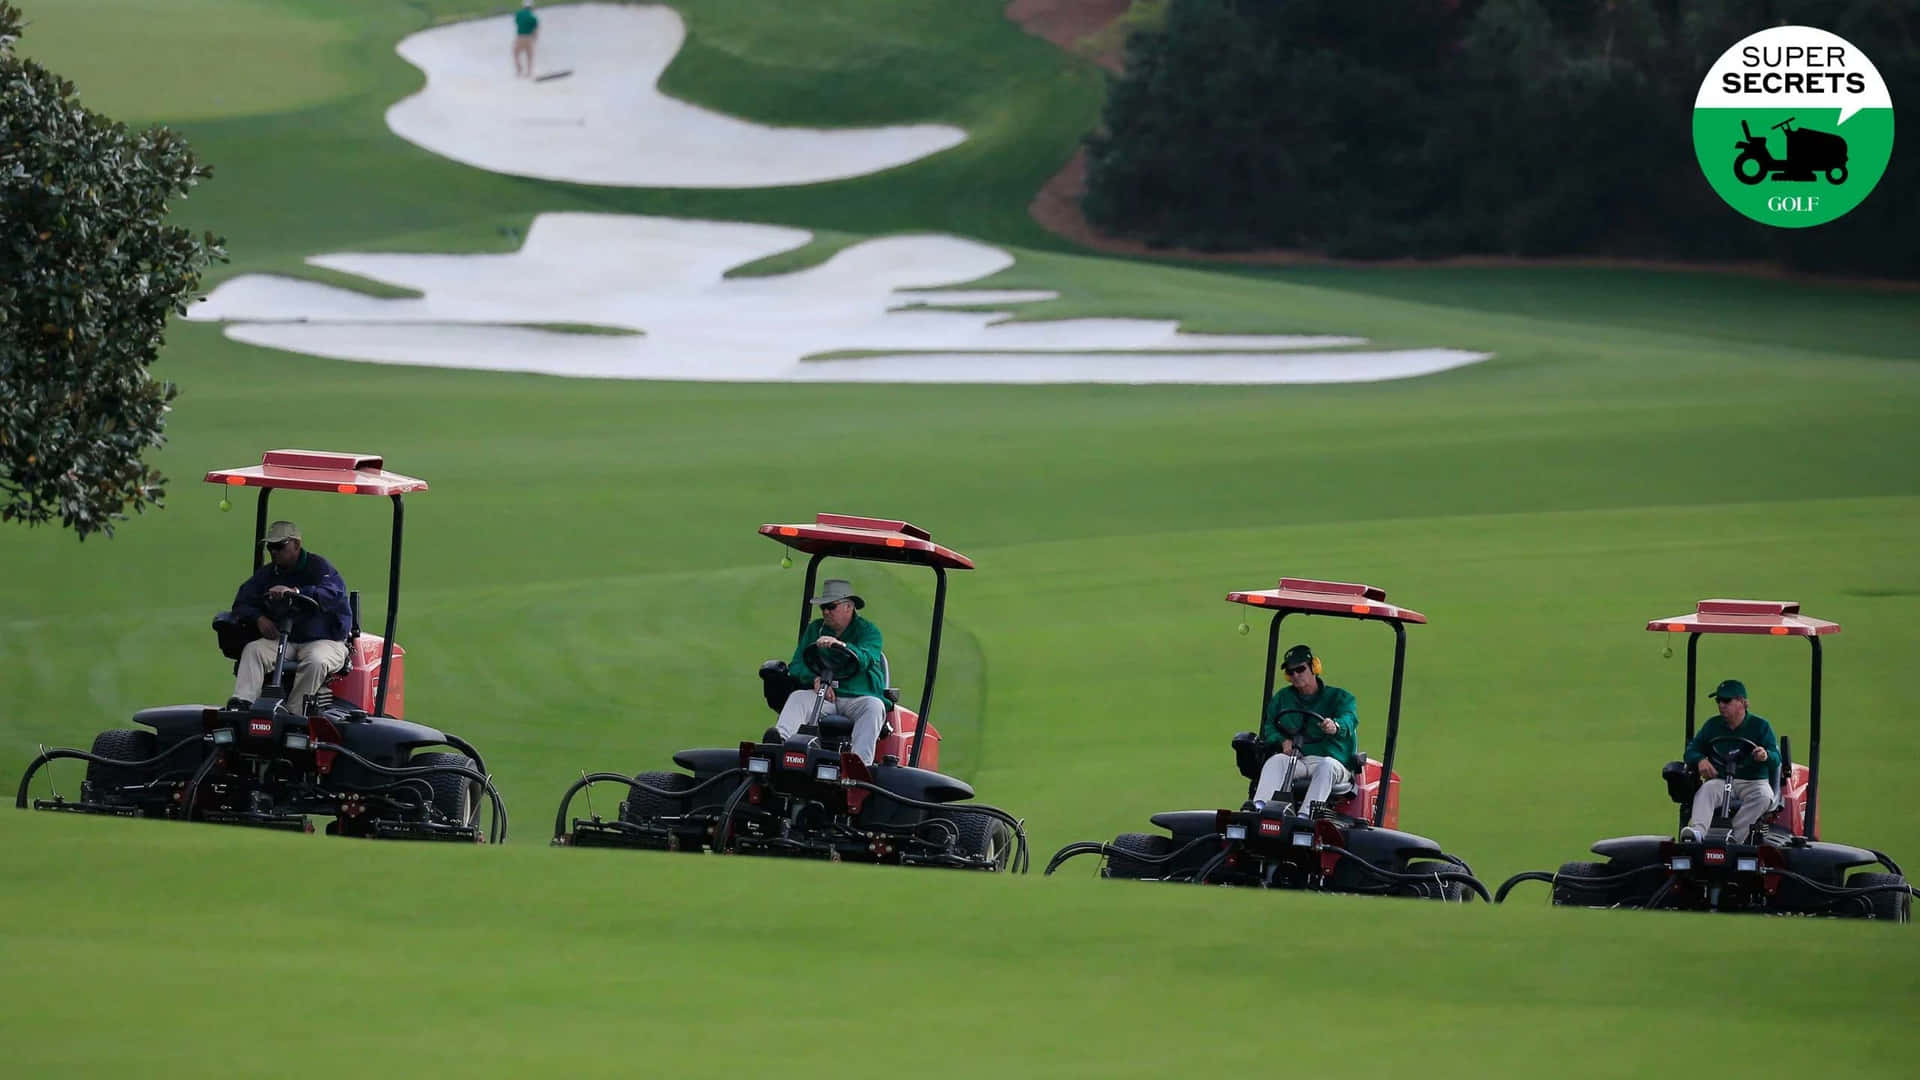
[228,520,352,713]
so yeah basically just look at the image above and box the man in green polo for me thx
[1681,678,1780,843]
[772,579,889,764]
[512,1,539,78]
[1252,644,1360,814]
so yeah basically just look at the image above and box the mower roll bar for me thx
[1681,631,1822,839]
[1258,609,1406,827]
[252,486,406,718]
[797,552,947,770]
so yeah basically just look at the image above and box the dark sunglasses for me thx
[265,539,294,551]
[1284,664,1311,676]
[819,600,846,611]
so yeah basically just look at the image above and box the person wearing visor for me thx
[1680,679,1780,843]
[771,579,888,764]
[228,521,352,713]
[1252,644,1359,814]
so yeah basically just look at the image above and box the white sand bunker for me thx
[386,3,966,188]
[189,213,1491,384]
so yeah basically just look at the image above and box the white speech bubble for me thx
[1695,25,1891,125]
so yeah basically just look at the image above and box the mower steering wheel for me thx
[1771,116,1796,131]
[803,639,862,682]
[1270,707,1330,742]
[264,591,320,617]
[1701,734,1764,773]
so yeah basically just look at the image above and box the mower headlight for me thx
[1670,856,1692,871]
[1736,857,1759,873]
[1224,824,1248,841]
[746,757,771,775]
[1291,832,1314,848]
[285,732,310,751]
[211,728,235,746]
[815,764,840,782]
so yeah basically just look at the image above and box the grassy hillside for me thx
[3,2,1917,1076]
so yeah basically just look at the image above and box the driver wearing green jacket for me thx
[1253,644,1359,813]
[772,578,889,764]
[1680,679,1780,843]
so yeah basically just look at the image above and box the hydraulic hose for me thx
[844,780,1029,873]
[15,735,207,809]
[1868,848,1905,876]
[1043,833,1224,877]
[550,769,746,843]
[1493,862,1668,903]
[1192,849,1230,885]
[1640,877,1676,910]
[313,741,509,844]
[1318,845,1493,902]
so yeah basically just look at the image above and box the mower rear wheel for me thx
[1404,860,1473,902]
[85,729,158,801]
[1845,872,1911,922]
[1104,832,1173,880]
[620,771,696,824]
[1551,861,1619,907]
[411,752,478,825]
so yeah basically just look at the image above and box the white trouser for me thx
[775,689,886,765]
[1688,777,1774,840]
[233,637,349,714]
[1254,753,1351,808]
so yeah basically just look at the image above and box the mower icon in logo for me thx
[1734,117,1847,185]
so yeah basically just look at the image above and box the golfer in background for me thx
[513,1,538,78]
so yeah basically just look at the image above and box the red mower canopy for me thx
[205,449,429,497]
[1226,577,1428,624]
[759,513,973,571]
[1646,599,1840,638]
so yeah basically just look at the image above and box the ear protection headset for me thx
[1284,646,1322,677]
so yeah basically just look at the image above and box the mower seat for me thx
[1273,752,1365,803]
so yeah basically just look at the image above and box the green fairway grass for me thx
[5,1,1919,1075]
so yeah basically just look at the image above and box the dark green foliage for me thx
[0,3,224,539]
[1083,0,1919,275]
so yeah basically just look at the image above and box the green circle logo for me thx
[1693,26,1894,228]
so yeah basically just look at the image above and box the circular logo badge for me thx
[1693,26,1894,228]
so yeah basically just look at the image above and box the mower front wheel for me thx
[412,752,479,825]
[1846,872,1911,923]
[620,771,696,824]
[955,813,1014,871]
[1404,860,1473,902]
[1551,861,1620,907]
[1104,832,1172,880]
[85,729,159,803]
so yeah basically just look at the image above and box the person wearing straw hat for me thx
[227,521,352,713]
[772,579,888,764]
[1680,679,1779,844]
[1251,644,1359,815]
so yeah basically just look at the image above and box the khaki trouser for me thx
[1688,777,1775,841]
[775,689,886,765]
[233,637,349,714]
[1255,753,1352,809]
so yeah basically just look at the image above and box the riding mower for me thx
[1046,577,1487,901]
[555,513,1027,871]
[1496,599,1909,920]
[15,450,507,843]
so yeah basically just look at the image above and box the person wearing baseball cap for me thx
[227,521,353,713]
[1250,644,1361,815]
[768,579,889,764]
[1679,679,1781,843]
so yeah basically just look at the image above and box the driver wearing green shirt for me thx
[1253,644,1359,813]
[1680,679,1779,843]
[772,579,889,764]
